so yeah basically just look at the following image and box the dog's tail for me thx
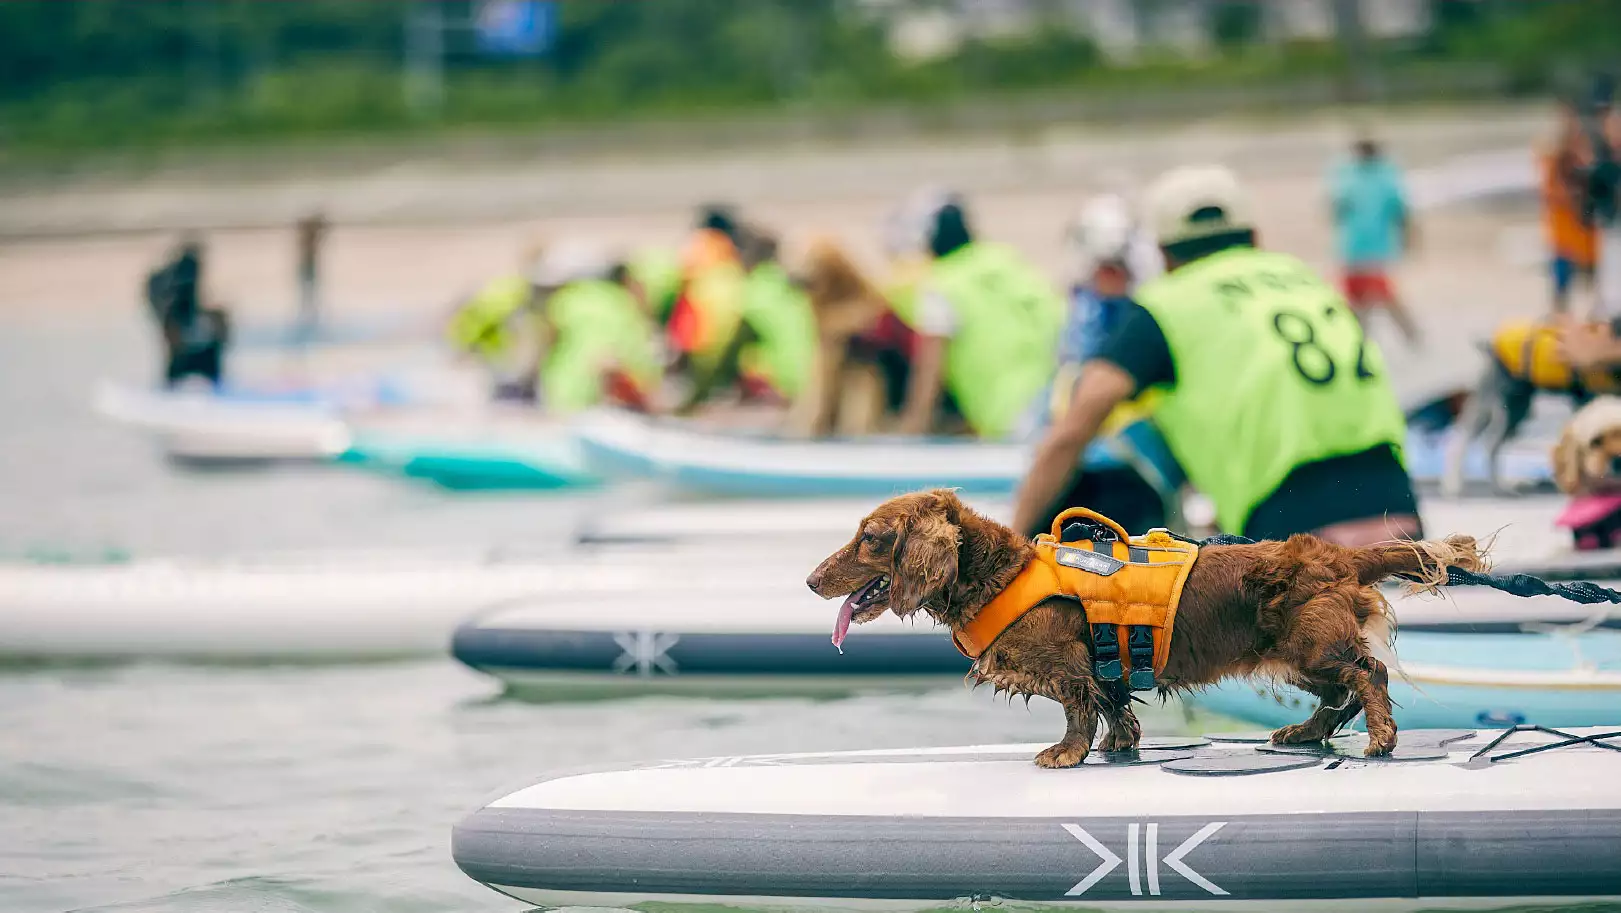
[1352,535,1490,591]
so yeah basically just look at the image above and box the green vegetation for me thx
[0,0,1618,160]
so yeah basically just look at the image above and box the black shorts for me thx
[1241,444,1420,542]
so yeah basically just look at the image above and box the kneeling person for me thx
[1013,166,1418,546]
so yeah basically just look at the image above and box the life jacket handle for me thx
[1046,506,1132,546]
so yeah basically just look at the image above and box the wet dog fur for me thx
[807,490,1486,767]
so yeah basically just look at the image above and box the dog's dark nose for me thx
[1609,455,1621,476]
[806,568,824,592]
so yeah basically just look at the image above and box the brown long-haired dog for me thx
[807,490,1485,767]
[783,238,904,438]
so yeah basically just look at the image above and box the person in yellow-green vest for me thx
[888,190,1065,439]
[446,241,660,411]
[531,242,663,415]
[1012,165,1418,546]
[679,228,817,412]
[445,254,544,402]
[624,246,682,326]
[667,205,749,385]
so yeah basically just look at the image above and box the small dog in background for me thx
[807,490,1484,767]
[1443,319,1618,496]
[785,238,909,438]
[1552,396,1621,549]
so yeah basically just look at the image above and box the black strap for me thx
[1125,625,1157,691]
[1197,533,1621,607]
[1091,623,1122,682]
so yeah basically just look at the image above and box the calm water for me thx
[2,315,1608,913]
[0,319,1194,913]
[0,660,1210,913]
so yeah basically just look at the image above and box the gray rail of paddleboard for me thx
[451,624,971,676]
[454,806,1621,903]
[451,606,1621,678]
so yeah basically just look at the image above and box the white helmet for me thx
[1143,164,1254,247]
[1068,193,1164,284]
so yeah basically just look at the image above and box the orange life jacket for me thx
[954,507,1199,691]
[1491,319,1621,395]
[1543,150,1599,268]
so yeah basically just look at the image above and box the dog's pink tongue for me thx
[831,592,858,654]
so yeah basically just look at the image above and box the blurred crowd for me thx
[139,80,1621,541]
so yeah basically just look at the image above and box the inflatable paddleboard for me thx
[338,424,598,491]
[454,724,1621,911]
[93,380,351,462]
[0,541,798,661]
[571,408,1039,496]
[575,409,1547,497]
[1194,626,1621,730]
[453,591,962,698]
[451,565,1621,697]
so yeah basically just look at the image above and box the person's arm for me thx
[894,332,947,435]
[1387,166,1416,255]
[894,287,955,435]
[1396,190,1416,254]
[1561,321,1621,370]
[1010,360,1135,536]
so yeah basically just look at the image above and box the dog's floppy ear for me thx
[1552,425,1585,494]
[890,510,960,617]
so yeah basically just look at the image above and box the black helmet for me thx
[696,203,741,246]
[886,188,973,260]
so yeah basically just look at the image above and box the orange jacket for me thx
[1544,150,1599,267]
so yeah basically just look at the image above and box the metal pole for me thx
[404,0,444,119]
[1331,0,1372,103]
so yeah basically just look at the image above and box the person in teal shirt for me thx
[1329,136,1421,347]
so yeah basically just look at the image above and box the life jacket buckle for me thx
[1091,623,1123,681]
[1126,624,1158,691]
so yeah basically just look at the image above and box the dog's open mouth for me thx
[831,575,890,652]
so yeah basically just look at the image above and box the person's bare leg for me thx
[1379,292,1422,349]
[1313,514,1421,547]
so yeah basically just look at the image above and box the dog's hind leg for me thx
[1268,584,1399,756]
[1274,653,1395,755]
[1485,380,1535,493]
[1270,676,1362,745]
[1096,678,1141,753]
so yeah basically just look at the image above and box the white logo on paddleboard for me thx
[611,630,680,676]
[1062,821,1228,896]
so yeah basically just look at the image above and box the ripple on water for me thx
[0,762,171,806]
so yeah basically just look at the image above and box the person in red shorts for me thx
[1329,136,1422,348]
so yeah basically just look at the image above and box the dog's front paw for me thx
[1270,722,1328,745]
[1034,741,1090,768]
